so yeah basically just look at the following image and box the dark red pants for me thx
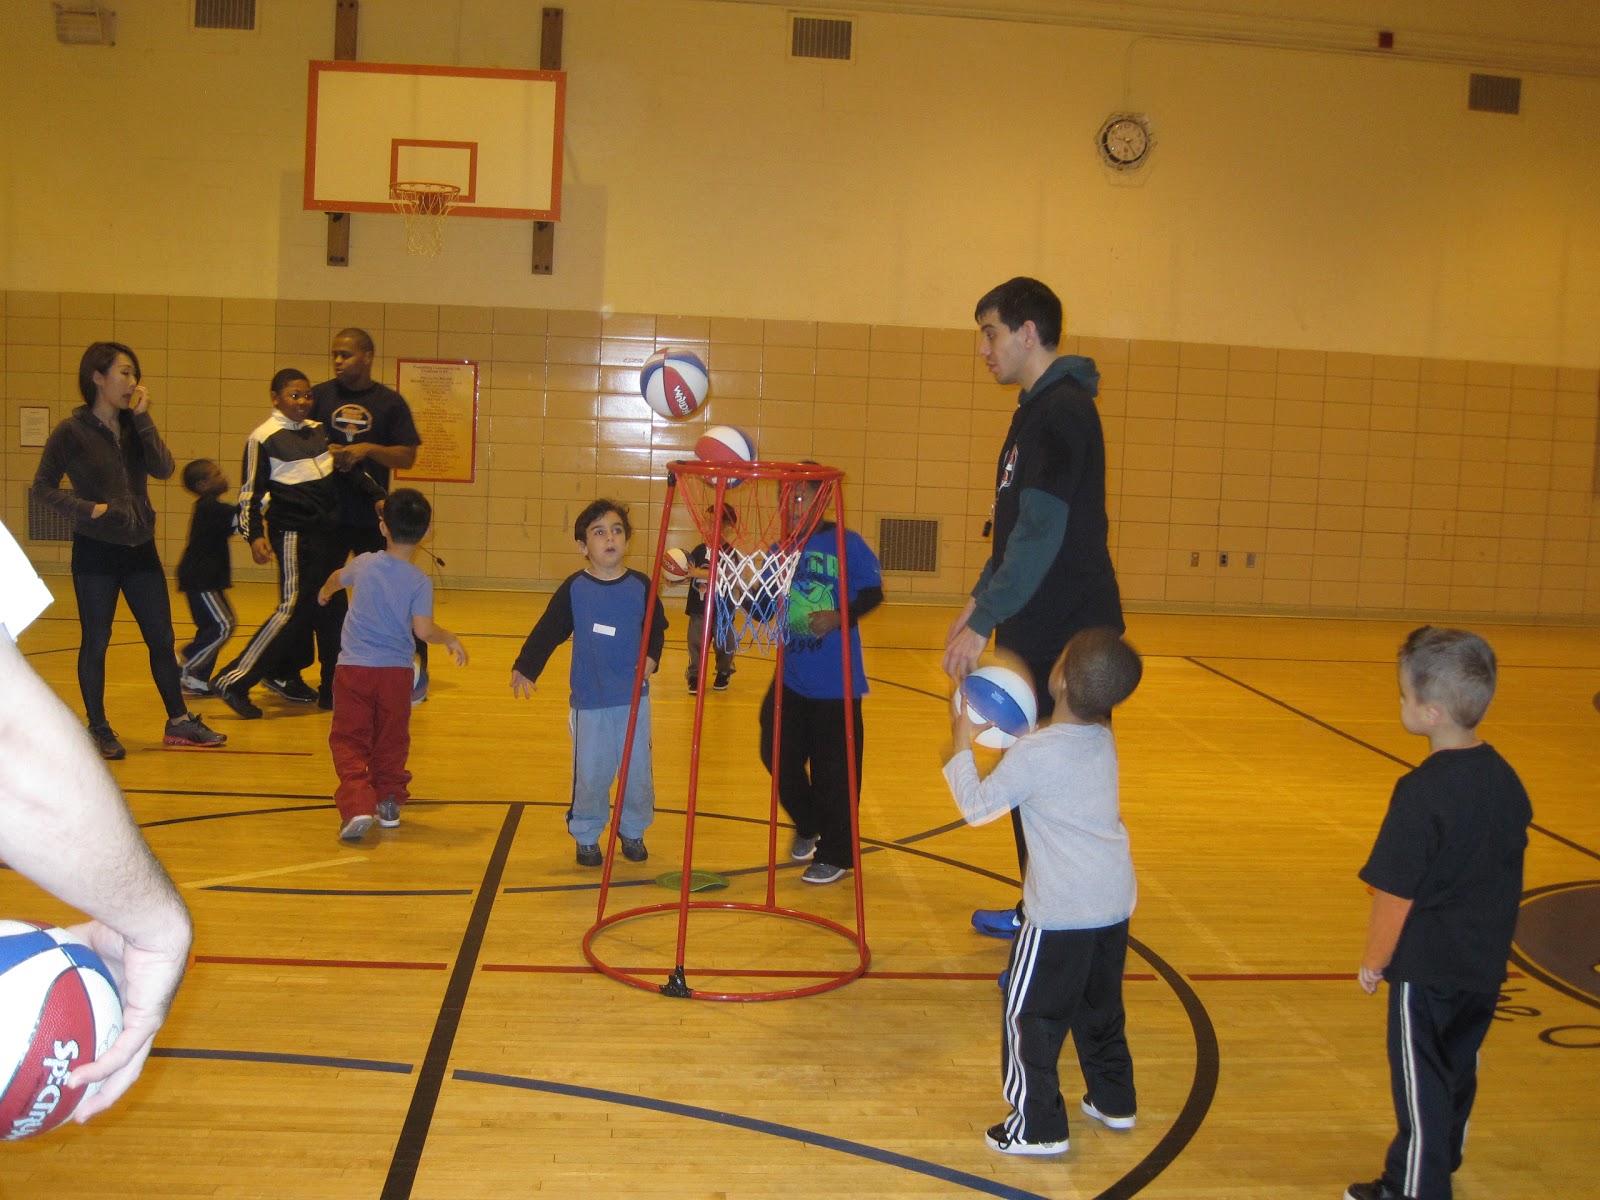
[329,665,414,820]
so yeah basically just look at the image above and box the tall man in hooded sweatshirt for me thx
[943,277,1125,943]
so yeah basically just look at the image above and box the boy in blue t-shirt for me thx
[511,499,669,867]
[317,489,466,843]
[757,478,884,884]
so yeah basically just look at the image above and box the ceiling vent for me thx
[1468,73,1521,115]
[194,0,256,30]
[792,15,853,61]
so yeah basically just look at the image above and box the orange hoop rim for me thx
[390,181,461,215]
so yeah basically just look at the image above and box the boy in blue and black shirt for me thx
[511,500,668,867]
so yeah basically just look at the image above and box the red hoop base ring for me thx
[582,900,871,1001]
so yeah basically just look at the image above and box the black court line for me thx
[151,1046,412,1073]
[452,1069,1056,1200]
[1190,657,1600,861]
[382,802,522,1200]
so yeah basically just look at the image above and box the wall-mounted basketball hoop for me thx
[391,182,460,257]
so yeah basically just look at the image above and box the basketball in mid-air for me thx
[695,425,755,468]
[662,547,691,581]
[953,665,1039,750]
[640,350,710,419]
[0,921,123,1141]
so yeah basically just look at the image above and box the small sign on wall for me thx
[394,360,478,484]
[18,407,50,448]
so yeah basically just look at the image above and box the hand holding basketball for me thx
[59,918,190,1123]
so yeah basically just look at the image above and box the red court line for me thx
[196,955,447,970]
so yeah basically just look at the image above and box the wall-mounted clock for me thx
[1096,113,1153,171]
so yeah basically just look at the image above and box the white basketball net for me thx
[709,545,803,653]
[391,182,460,257]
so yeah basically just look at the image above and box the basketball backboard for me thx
[305,61,565,220]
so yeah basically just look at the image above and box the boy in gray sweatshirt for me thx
[943,628,1143,1157]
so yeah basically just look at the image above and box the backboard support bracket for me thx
[533,7,563,276]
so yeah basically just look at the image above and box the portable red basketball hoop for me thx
[581,459,871,1000]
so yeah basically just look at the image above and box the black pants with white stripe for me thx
[216,527,343,694]
[180,589,236,684]
[1382,981,1498,1200]
[999,917,1136,1144]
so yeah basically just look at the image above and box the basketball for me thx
[0,921,123,1141]
[639,350,710,419]
[662,546,691,581]
[953,665,1039,750]
[695,425,755,467]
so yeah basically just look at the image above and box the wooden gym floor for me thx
[2,584,1597,1200]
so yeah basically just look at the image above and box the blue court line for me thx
[453,1069,1054,1200]
[151,1046,412,1073]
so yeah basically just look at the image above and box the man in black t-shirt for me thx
[298,328,423,708]
[943,277,1124,942]
[1346,626,1531,1200]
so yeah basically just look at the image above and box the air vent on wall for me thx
[1468,73,1520,114]
[194,0,256,30]
[878,517,939,574]
[792,15,853,61]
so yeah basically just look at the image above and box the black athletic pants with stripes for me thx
[999,918,1136,1144]
[1381,981,1498,1200]
[216,527,343,694]
[180,589,236,684]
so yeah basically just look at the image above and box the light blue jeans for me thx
[568,699,655,845]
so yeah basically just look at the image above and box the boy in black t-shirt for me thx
[175,459,236,695]
[684,504,737,692]
[1346,626,1532,1200]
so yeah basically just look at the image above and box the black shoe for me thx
[713,672,731,691]
[686,677,699,694]
[984,1121,1067,1156]
[88,723,126,761]
[1344,1181,1405,1200]
[317,685,333,711]
[621,837,648,862]
[576,844,603,867]
[163,713,227,748]
[263,675,317,703]
[215,682,263,720]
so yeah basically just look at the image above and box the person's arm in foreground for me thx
[0,634,194,1120]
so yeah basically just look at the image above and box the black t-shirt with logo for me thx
[1359,742,1531,993]
[311,379,422,528]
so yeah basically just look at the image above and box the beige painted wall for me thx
[3,2,1598,620]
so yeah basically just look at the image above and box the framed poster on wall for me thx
[394,359,478,484]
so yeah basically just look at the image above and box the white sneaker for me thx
[1081,1098,1136,1129]
[339,814,374,842]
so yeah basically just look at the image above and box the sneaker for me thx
[686,677,699,694]
[88,723,126,761]
[1081,1097,1136,1130]
[339,814,374,842]
[317,686,333,712]
[985,1122,1067,1156]
[576,843,603,867]
[972,907,1021,939]
[376,799,402,828]
[998,968,1010,992]
[411,671,429,706]
[179,674,212,696]
[163,713,227,748]
[263,675,317,703]
[215,682,263,720]
[801,860,847,885]
[620,837,648,862]
[713,672,731,691]
[790,833,819,861]
[1344,1181,1404,1200]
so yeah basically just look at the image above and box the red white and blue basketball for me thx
[954,665,1038,750]
[662,546,691,581]
[0,921,123,1141]
[695,425,755,466]
[640,350,710,419]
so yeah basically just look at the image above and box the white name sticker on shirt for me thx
[592,623,616,637]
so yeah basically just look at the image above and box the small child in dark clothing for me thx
[685,503,738,692]
[175,459,237,695]
[1345,626,1532,1200]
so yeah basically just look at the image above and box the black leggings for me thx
[71,536,186,726]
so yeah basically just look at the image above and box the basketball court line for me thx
[151,1046,413,1073]
[195,954,447,970]
[182,855,368,889]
